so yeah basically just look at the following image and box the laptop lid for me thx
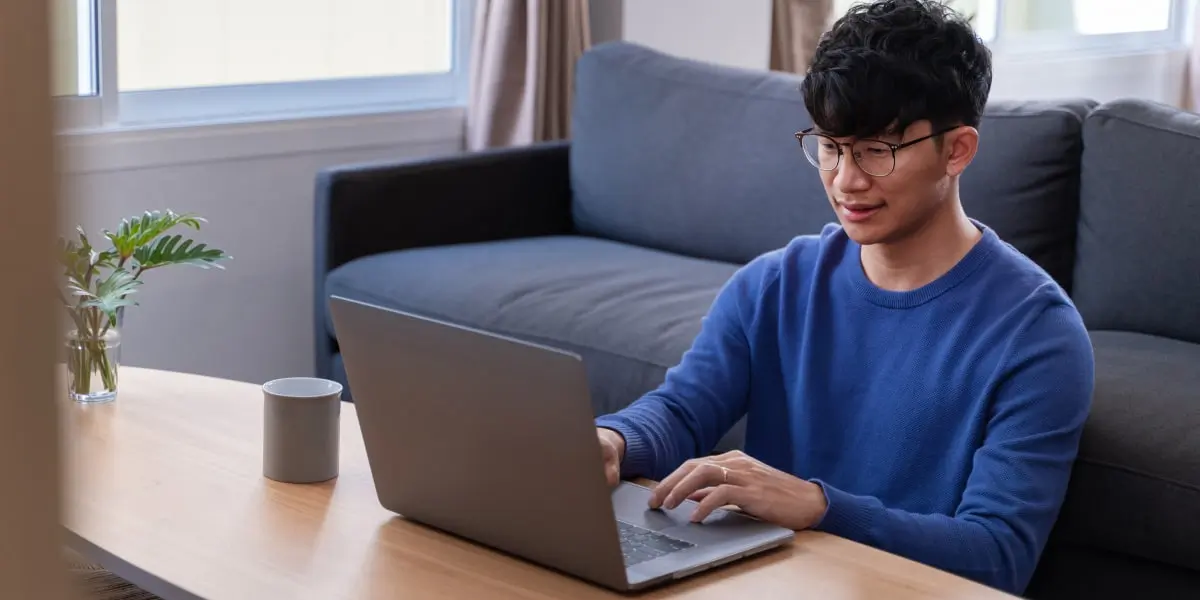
[328,295,630,589]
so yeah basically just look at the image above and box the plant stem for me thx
[68,305,118,398]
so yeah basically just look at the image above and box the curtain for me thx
[466,0,591,150]
[769,0,833,74]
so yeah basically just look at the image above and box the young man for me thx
[593,0,1094,594]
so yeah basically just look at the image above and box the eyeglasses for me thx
[794,125,961,177]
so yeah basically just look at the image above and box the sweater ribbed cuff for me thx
[595,416,654,479]
[810,479,875,541]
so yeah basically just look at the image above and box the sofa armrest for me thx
[313,139,574,378]
[315,139,573,273]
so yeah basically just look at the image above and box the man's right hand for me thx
[597,427,626,487]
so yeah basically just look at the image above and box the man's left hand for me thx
[648,450,829,530]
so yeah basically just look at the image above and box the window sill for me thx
[58,104,466,174]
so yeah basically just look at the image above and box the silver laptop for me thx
[328,295,794,592]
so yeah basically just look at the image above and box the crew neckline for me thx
[849,220,1000,309]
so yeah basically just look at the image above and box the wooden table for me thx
[63,367,1014,599]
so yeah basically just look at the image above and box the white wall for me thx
[595,0,774,70]
[990,49,1192,106]
[62,110,462,385]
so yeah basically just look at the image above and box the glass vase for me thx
[65,326,121,404]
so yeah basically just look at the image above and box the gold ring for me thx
[720,465,729,484]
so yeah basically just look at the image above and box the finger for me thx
[687,487,715,502]
[691,484,740,523]
[605,461,620,487]
[663,463,725,510]
[648,460,701,508]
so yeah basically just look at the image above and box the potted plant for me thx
[58,210,231,403]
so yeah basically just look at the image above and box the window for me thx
[831,0,1190,52]
[54,0,472,131]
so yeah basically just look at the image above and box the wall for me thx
[62,110,462,385]
[592,0,774,70]
[991,48,1192,106]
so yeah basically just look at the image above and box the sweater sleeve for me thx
[594,257,769,481]
[811,303,1095,594]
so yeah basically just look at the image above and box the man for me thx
[593,0,1094,595]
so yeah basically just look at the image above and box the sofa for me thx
[313,41,1200,598]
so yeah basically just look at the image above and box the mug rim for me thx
[262,377,343,399]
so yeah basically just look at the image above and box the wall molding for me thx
[59,106,466,174]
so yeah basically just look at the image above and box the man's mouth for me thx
[838,202,884,222]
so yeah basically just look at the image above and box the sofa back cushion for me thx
[570,41,1088,288]
[570,41,827,264]
[961,100,1093,291]
[1072,99,1200,343]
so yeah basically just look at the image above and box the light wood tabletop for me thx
[63,367,1015,600]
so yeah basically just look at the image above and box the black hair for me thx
[799,0,992,139]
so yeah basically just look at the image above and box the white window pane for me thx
[1002,0,1172,35]
[51,0,97,97]
[116,0,453,93]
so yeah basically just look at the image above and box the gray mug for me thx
[262,377,343,483]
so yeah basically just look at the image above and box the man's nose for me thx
[834,151,871,193]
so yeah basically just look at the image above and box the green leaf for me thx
[133,234,230,271]
[103,210,207,261]
[78,269,142,323]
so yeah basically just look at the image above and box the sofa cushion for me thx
[1028,542,1200,600]
[1072,99,1200,343]
[1050,331,1200,572]
[323,235,746,449]
[571,41,828,265]
[961,99,1094,292]
[570,42,1089,291]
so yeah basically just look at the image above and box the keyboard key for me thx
[617,521,695,567]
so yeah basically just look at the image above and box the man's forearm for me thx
[811,480,1028,593]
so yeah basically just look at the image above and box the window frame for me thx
[57,0,473,132]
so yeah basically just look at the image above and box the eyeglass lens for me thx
[799,134,895,177]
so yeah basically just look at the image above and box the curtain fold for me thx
[466,0,591,150]
[770,0,833,74]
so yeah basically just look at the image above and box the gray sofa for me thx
[314,41,1200,598]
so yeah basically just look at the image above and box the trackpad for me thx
[611,481,725,531]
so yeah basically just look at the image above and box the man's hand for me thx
[597,428,626,487]
[648,450,828,529]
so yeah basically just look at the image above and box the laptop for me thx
[328,295,794,592]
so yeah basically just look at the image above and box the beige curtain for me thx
[770,0,833,73]
[466,0,591,150]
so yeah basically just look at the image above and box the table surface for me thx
[63,367,1015,600]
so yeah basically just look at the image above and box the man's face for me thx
[816,120,970,246]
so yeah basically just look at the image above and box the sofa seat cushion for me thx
[323,235,744,446]
[1051,331,1200,572]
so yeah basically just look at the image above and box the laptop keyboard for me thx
[617,520,695,567]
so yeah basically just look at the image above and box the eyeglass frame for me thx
[794,125,963,177]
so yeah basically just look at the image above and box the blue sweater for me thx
[595,223,1094,594]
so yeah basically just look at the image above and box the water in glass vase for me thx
[65,327,121,403]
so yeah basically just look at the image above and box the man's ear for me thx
[945,126,979,177]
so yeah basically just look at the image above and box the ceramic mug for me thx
[261,377,342,483]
